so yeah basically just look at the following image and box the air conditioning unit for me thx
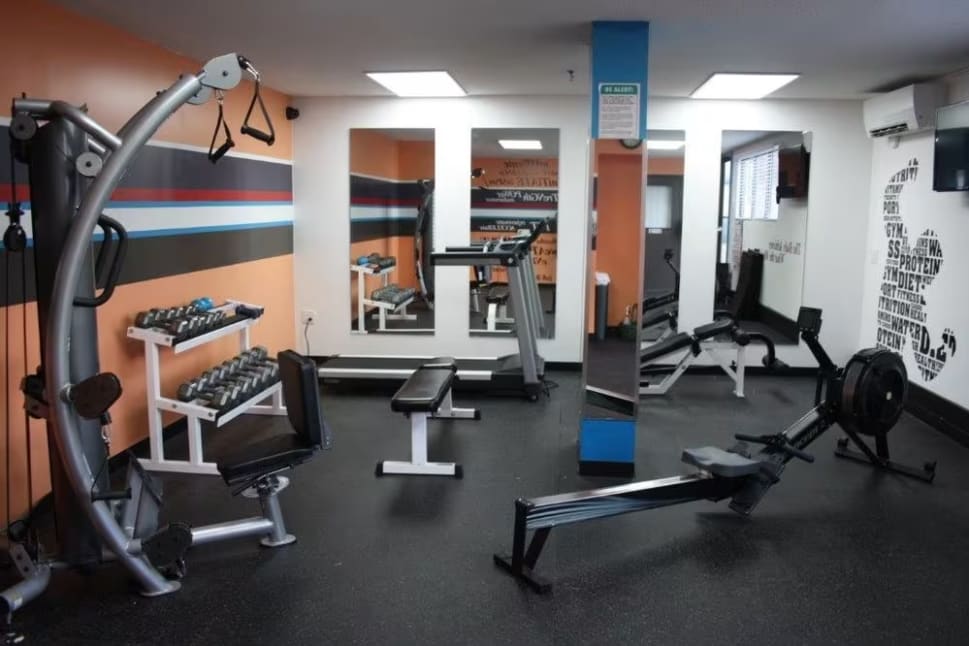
[863,83,944,138]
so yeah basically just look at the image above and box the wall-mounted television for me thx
[934,101,969,192]
[776,144,810,202]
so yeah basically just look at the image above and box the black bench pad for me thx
[486,286,510,304]
[391,364,457,413]
[693,318,735,340]
[217,434,317,487]
[640,332,693,364]
[681,446,762,478]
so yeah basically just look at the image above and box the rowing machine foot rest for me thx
[680,446,762,478]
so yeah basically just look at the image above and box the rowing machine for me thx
[495,306,935,592]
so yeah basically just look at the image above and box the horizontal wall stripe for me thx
[350,221,416,243]
[1,224,293,306]
[111,188,292,203]
[0,124,292,196]
[3,204,293,245]
[350,206,417,222]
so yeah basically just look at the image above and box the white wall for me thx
[292,96,590,363]
[741,202,808,321]
[291,95,873,367]
[649,98,874,367]
[858,129,969,407]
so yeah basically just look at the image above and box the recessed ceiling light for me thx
[691,73,799,100]
[365,71,466,97]
[646,140,685,150]
[499,140,543,150]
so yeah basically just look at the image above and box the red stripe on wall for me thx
[110,188,293,202]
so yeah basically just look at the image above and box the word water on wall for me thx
[876,158,957,381]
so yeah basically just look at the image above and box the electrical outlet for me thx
[301,309,317,325]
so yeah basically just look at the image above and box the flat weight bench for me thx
[485,285,513,332]
[376,359,480,477]
[640,318,752,397]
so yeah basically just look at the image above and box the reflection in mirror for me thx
[584,139,645,402]
[468,128,558,338]
[349,128,435,334]
[641,130,685,343]
[716,130,811,344]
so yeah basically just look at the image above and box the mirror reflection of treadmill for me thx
[318,220,551,400]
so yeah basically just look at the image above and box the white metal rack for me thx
[351,263,416,333]
[127,299,286,476]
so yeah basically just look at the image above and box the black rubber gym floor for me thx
[6,372,969,645]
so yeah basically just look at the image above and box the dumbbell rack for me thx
[127,299,286,476]
[350,263,416,333]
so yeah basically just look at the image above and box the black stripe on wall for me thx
[0,125,292,193]
[350,175,423,203]
[0,224,293,306]
[350,220,416,244]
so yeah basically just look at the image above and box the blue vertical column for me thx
[579,21,649,477]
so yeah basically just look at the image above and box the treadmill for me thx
[318,219,550,400]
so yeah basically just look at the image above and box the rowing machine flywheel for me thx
[839,348,908,436]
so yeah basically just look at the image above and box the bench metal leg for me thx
[640,350,693,395]
[257,476,296,547]
[431,390,480,420]
[378,412,461,477]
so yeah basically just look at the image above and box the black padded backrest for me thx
[278,350,332,449]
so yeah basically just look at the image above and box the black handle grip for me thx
[93,219,112,283]
[734,433,815,463]
[75,215,128,308]
[209,139,235,163]
[241,125,275,145]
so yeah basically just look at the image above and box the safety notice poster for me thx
[597,83,640,139]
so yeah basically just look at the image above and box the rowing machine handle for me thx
[734,433,815,463]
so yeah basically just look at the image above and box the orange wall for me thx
[350,130,401,178]
[398,141,435,179]
[0,0,295,522]
[591,141,683,176]
[1,0,292,159]
[0,256,294,523]
[596,154,644,326]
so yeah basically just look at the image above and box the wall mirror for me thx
[641,130,685,343]
[468,128,559,338]
[348,128,435,334]
[584,138,645,402]
[715,130,811,345]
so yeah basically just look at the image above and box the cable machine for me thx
[1,54,328,641]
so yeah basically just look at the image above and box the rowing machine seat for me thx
[693,318,735,340]
[391,362,457,413]
[681,446,762,478]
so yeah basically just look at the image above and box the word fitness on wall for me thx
[875,158,957,381]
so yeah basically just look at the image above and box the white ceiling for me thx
[57,0,969,99]
[471,128,559,158]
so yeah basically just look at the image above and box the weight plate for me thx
[839,348,907,436]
